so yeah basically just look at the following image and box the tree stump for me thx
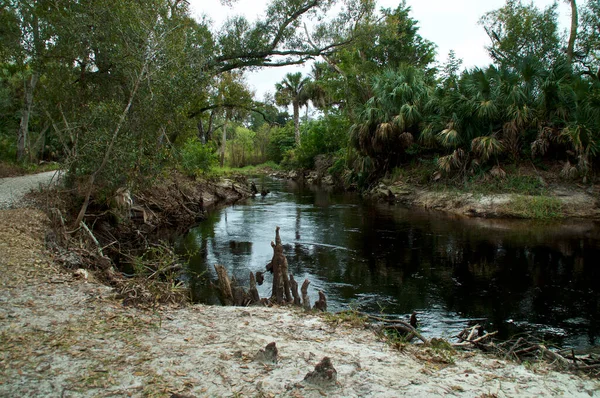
[304,357,337,387]
[249,272,260,304]
[214,264,233,305]
[254,342,278,364]
[289,274,301,306]
[313,290,327,312]
[268,227,292,304]
[255,271,264,285]
[301,279,311,310]
[232,285,248,306]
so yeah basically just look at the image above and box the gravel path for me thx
[0,170,61,209]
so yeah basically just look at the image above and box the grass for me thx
[387,160,550,197]
[500,195,563,219]
[465,174,547,196]
[323,309,368,328]
[209,161,282,177]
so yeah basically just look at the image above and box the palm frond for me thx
[471,135,504,162]
[560,160,578,179]
[437,127,459,148]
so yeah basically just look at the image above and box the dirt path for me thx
[0,170,60,209]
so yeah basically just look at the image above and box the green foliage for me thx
[480,0,561,69]
[179,138,217,176]
[577,0,600,78]
[293,115,350,169]
[266,122,296,164]
[324,309,367,328]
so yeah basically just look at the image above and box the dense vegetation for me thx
[1,0,599,204]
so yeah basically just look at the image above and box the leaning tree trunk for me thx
[566,0,578,65]
[17,73,39,162]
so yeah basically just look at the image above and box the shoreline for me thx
[1,208,599,396]
[268,168,600,220]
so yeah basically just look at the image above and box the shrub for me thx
[179,138,217,176]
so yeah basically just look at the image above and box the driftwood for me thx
[301,279,311,310]
[452,324,497,347]
[366,314,429,344]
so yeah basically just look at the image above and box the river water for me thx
[176,177,600,349]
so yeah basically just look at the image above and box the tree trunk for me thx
[566,0,578,65]
[74,59,148,227]
[293,100,300,145]
[220,116,228,167]
[17,73,39,162]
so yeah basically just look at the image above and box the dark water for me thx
[176,177,600,349]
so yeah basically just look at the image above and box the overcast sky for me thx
[189,0,570,98]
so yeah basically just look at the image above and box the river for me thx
[176,177,600,349]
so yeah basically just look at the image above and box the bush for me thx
[179,138,217,176]
[293,114,350,169]
[266,122,295,164]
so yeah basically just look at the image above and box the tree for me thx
[440,50,463,89]
[479,0,561,69]
[566,0,578,66]
[215,72,253,167]
[306,0,436,121]
[576,0,600,78]
[349,66,430,170]
[275,72,311,145]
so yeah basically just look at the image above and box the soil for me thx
[371,182,600,219]
[1,209,599,397]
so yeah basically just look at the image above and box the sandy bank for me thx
[1,209,598,397]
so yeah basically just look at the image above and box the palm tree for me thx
[349,66,430,170]
[275,72,310,145]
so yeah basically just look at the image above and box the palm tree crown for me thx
[275,72,311,145]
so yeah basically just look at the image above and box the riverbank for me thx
[369,181,600,219]
[1,208,599,397]
[273,162,600,220]
[6,170,255,306]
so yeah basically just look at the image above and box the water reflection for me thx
[176,178,600,349]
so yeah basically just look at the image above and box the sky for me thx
[189,0,571,98]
